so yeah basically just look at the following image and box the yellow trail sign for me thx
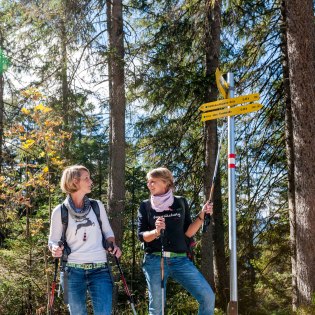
[199,93,260,112]
[215,68,229,99]
[201,103,263,122]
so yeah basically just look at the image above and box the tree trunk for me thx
[241,125,257,308]
[202,0,229,309]
[280,1,297,310]
[0,33,4,174]
[60,10,69,158]
[285,0,315,307]
[61,19,69,127]
[106,2,125,312]
[106,0,125,251]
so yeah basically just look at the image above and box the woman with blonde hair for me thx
[48,165,121,315]
[138,167,215,314]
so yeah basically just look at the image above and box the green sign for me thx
[0,49,10,74]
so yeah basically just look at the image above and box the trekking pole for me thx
[203,124,226,233]
[160,229,165,315]
[106,241,137,315]
[114,256,137,315]
[48,258,59,314]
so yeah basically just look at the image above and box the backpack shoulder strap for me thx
[90,199,101,224]
[174,195,186,211]
[144,199,151,222]
[174,196,188,216]
[60,204,68,245]
[174,196,196,260]
[60,204,71,265]
[90,199,107,249]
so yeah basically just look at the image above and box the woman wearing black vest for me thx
[137,167,215,315]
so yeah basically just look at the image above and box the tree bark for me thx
[106,2,125,312]
[60,7,70,158]
[61,19,69,128]
[285,0,315,307]
[243,128,256,308]
[280,0,297,310]
[0,33,4,174]
[202,0,229,309]
[106,0,125,248]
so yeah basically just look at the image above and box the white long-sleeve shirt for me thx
[48,200,114,264]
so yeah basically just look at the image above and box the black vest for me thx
[141,196,192,253]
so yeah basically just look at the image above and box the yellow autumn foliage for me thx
[34,103,52,113]
[21,107,30,115]
[22,139,35,149]
[43,166,49,173]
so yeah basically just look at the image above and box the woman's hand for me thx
[200,202,213,219]
[106,242,122,258]
[51,244,64,258]
[155,216,165,235]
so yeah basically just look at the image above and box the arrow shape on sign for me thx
[199,93,260,112]
[215,68,229,99]
[201,103,263,122]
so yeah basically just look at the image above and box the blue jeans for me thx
[142,254,215,315]
[61,265,113,315]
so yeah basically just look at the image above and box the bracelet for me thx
[198,214,204,221]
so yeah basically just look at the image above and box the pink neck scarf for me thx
[150,189,174,212]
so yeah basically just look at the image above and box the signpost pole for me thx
[227,72,238,315]
[199,68,262,314]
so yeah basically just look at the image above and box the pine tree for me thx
[284,0,315,309]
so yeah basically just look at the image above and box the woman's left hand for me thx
[108,244,122,258]
[201,202,213,216]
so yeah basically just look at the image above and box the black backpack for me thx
[144,196,196,261]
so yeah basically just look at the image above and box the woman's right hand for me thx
[51,244,64,258]
[155,216,165,234]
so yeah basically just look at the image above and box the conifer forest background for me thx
[0,0,315,314]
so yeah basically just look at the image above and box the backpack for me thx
[60,199,107,261]
[144,196,196,261]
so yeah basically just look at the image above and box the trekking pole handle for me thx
[58,240,63,247]
[160,229,165,239]
[105,240,114,251]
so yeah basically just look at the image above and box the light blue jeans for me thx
[142,254,215,315]
[61,265,113,315]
